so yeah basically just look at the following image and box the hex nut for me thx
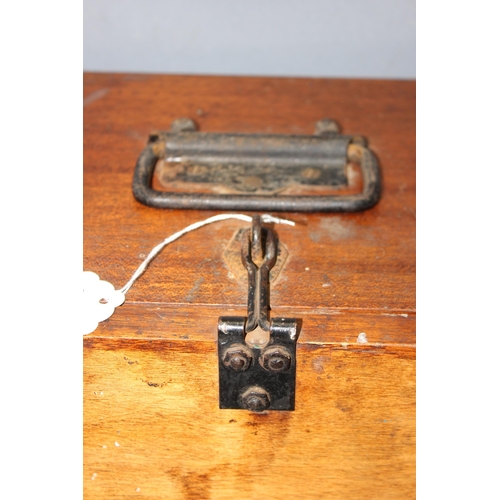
[241,386,271,412]
[260,346,292,372]
[222,344,253,372]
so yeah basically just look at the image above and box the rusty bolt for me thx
[222,344,252,372]
[260,346,292,373]
[148,131,161,143]
[171,117,198,133]
[351,134,368,147]
[315,118,340,136]
[241,386,270,412]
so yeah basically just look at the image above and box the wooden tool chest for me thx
[84,73,415,499]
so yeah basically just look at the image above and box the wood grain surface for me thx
[84,73,415,499]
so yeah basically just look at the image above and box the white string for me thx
[118,213,295,295]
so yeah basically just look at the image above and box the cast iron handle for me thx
[132,119,381,212]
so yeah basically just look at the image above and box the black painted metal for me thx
[242,215,276,333]
[132,119,381,212]
[218,317,297,411]
[217,217,299,411]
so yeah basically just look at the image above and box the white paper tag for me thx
[82,271,125,335]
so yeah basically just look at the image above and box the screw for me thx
[222,344,252,372]
[241,386,270,412]
[260,346,292,372]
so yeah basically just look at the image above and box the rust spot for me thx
[152,142,166,158]
[186,165,208,176]
[237,175,263,190]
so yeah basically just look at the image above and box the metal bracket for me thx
[132,118,381,212]
[218,216,299,412]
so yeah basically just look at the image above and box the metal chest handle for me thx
[132,119,381,213]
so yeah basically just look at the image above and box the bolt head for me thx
[222,344,252,372]
[241,386,270,412]
[260,346,292,372]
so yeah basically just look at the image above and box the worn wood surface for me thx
[84,73,415,499]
